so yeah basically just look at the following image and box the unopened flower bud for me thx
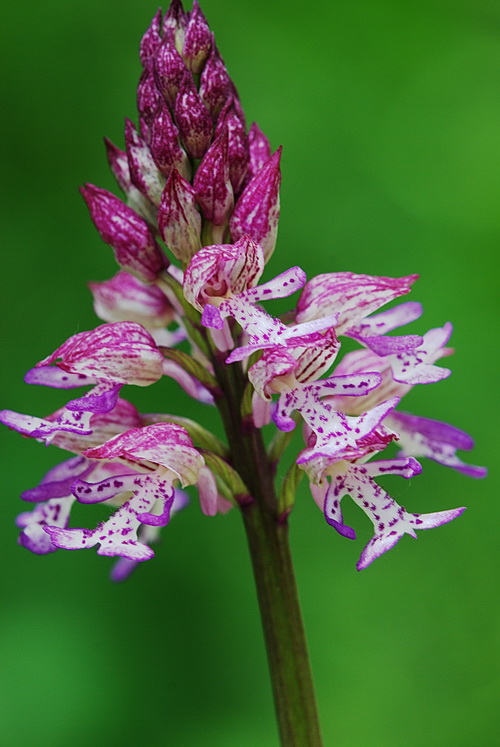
[139,8,162,67]
[125,118,166,205]
[80,184,167,281]
[247,122,271,180]
[104,138,158,226]
[182,0,212,74]
[162,0,188,53]
[150,100,191,180]
[154,40,189,109]
[194,129,233,225]
[229,147,282,261]
[158,169,202,263]
[174,79,213,159]
[215,98,248,194]
[136,67,162,140]
[199,44,232,119]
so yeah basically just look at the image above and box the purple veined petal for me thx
[17,496,76,555]
[347,301,423,339]
[197,465,218,516]
[158,169,202,264]
[72,472,143,504]
[89,271,175,329]
[37,322,165,387]
[229,147,282,261]
[83,423,204,487]
[181,0,212,74]
[247,122,272,182]
[80,184,167,281]
[308,372,383,400]
[125,119,166,206]
[21,456,93,502]
[24,366,95,389]
[390,323,453,385]
[149,100,190,180]
[323,475,357,539]
[139,8,162,67]
[387,411,487,479]
[174,78,213,159]
[193,129,234,225]
[162,359,214,404]
[65,382,122,415]
[296,272,419,329]
[182,236,265,310]
[199,43,232,119]
[154,38,189,108]
[248,349,297,400]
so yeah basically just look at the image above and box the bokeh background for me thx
[1,1,498,745]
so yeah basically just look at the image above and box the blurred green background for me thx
[0,0,498,745]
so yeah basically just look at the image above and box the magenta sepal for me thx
[154,39,189,109]
[193,129,234,224]
[150,100,190,179]
[182,0,212,73]
[215,99,249,193]
[162,0,188,52]
[247,122,272,181]
[174,78,213,159]
[199,44,232,119]
[158,168,202,262]
[125,119,166,205]
[80,184,167,282]
[136,67,163,140]
[139,8,162,67]
[229,147,282,261]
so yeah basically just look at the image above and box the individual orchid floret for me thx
[139,8,162,67]
[7,323,165,440]
[247,122,272,181]
[154,38,189,109]
[136,67,163,140]
[125,119,166,205]
[199,44,232,119]
[162,0,188,52]
[200,265,339,362]
[80,184,167,281]
[45,423,205,561]
[158,169,202,263]
[296,272,422,355]
[149,100,191,180]
[193,129,234,231]
[387,411,487,478]
[215,98,249,194]
[181,0,212,73]
[229,147,282,261]
[174,78,213,159]
[317,456,465,570]
[103,139,157,225]
[88,271,184,347]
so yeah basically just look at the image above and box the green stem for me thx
[212,353,323,746]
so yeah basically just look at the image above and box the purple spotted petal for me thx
[390,323,453,385]
[0,409,93,441]
[18,496,76,555]
[72,473,143,504]
[25,366,95,389]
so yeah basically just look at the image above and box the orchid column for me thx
[0,2,485,746]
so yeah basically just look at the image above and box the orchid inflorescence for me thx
[1,0,485,581]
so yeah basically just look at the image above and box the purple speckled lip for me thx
[1,0,485,580]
